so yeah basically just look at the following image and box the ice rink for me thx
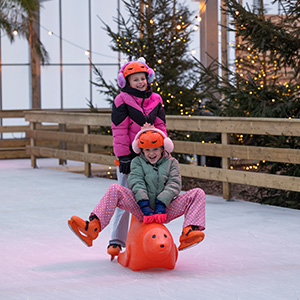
[1,158,300,300]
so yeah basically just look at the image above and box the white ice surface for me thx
[1,158,300,300]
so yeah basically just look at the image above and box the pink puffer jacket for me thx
[111,89,167,158]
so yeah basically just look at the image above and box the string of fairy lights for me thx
[229,12,300,120]
[6,8,203,61]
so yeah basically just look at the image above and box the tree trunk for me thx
[28,9,41,109]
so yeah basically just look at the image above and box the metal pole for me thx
[59,0,63,109]
[59,0,65,165]
[89,0,92,103]
[199,0,206,65]
[221,0,228,81]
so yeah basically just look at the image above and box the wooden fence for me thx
[0,109,110,159]
[21,110,300,200]
[0,110,33,159]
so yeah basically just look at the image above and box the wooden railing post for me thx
[84,125,91,177]
[59,123,66,166]
[221,132,232,200]
[0,116,2,140]
[30,121,37,168]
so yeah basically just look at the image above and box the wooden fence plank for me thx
[26,130,113,146]
[173,141,300,164]
[0,139,29,147]
[179,164,300,193]
[166,116,300,136]
[23,112,300,135]
[0,110,25,118]
[26,146,116,166]
[0,125,29,133]
[0,149,29,159]
[0,124,59,134]
[24,111,111,126]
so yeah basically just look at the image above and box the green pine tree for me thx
[92,0,201,115]
[195,0,300,209]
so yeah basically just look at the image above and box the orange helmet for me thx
[117,58,155,88]
[123,62,149,79]
[138,130,164,149]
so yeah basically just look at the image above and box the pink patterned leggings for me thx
[91,184,205,231]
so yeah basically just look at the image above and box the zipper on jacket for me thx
[141,96,146,115]
[153,166,159,194]
[141,96,150,124]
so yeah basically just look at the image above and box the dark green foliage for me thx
[197,0,300,119]
[195,0,300,208]
[255,163,300,209]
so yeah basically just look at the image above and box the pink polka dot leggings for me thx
[91,184,205,231]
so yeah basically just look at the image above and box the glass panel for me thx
[41,66,61,109]
[2,66,30,109]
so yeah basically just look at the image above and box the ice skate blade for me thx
[178,239,202,251]
[107,244,121,261]
[178,231,205,251]
[68,220,92,247]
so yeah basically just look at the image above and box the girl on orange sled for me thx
[68,125,206,253]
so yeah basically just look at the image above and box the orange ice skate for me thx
[178,225,205,251]
[107,244,122,261]
[68,215,101,247]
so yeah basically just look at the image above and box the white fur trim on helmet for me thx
[132,127,174,154]
[117,57,155,88]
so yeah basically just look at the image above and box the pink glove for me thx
[154,214,167,223]
[143,215,155,224]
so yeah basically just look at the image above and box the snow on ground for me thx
[1,158,300,300]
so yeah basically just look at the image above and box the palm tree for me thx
[0,0,48,108]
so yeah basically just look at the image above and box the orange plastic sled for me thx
[118,215,178,271]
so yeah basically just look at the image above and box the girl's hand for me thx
[154,200,166,214]
[138,200,154,216]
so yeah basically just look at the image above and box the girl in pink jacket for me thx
[109,57,167,257]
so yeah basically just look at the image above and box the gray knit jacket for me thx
[128,152,182,210]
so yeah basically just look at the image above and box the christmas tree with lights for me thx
[93,0,201,115]
[196,0,300,208]
[199,0,300,118]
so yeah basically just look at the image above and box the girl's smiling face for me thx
[128,72,148,91]
[143,146,164,164]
